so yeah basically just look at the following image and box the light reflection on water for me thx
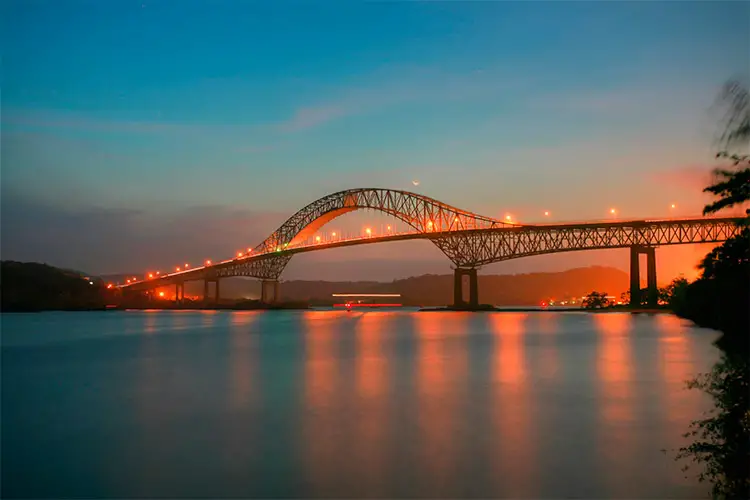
[1,310,720,498]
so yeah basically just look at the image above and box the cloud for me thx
[277,106,349,132]
[1,108,263,138]
[0,190,289,274]
[275,66,528,133]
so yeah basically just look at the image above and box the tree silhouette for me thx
[582,291,610,309]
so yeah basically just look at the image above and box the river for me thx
[1,309,720,498]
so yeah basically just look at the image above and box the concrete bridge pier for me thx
[630,246,658,307]
[261,280,279,304]
[175,282,185,304]
[203,279,221,303]
[453,268,479,308]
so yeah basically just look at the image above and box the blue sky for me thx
[2,1,748,277]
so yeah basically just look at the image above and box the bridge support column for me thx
[261,280,279,304]
[203,279,221,304]
[645,247,658,307]
[630,246,641,306]
[630,246,658,307]
[453,268,479,309]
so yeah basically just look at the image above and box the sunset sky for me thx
[2,1,748,279]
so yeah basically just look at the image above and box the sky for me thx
[2,0,748,280]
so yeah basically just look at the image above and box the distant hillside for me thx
[0,261,111,311]
[278,266,628,306]
[168,265,628,306]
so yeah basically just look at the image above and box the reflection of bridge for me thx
[120,188,743,308]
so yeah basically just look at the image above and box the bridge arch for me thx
[254,188,511,253]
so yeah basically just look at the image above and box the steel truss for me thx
[255,188,510,253]
[430,219,744,268]
[120,187,745,290]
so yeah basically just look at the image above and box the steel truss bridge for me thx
[120,188,744,307]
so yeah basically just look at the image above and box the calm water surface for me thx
[2,310,720,498]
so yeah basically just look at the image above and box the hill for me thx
[171,265,628,306]
[277,266,628,306]
[0,261,112,311]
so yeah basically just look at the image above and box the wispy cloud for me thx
[277,106,349,132]
[1,108,263,137]
[275,66,527,133]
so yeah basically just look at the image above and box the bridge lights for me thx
[505,214,512,221]
[184,263,189,268]
[176,267,181,271]
[159,292,165,297]
[126,279,131,283]
[205,260,212,266]
[332,231,337,238]
[247,248,253,253]
[156,271,160,275]
[365,227,372,236]
[237,251,243,257]
[386,225,391,232]
[148,273,154,279]
[427,220,434,230]
[315,235,321,243]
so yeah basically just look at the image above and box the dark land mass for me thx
[134,265,628,307]
[0,261,116,312]
[4,261,628,311]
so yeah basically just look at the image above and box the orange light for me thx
[332,232,337,237]
[126,279,131,283]
[237,251,243,257]
[365,228,372,235]
[544,211,550,216]
[315,236,321,242]
[670,203,676,209]
[610,208,616,214]
[427,220,433,228]
[132,277,136,281]
[247,248,252,253]
[184,263,189,268]
[148,273,154,278]
[159,291,165,297]
[454,217,459,222]
[106,283,113,289]
[505,215,512,221]
[176,267,181,271]
[205,259,212,265]
[156,271,160,275]
[386,225,391,231]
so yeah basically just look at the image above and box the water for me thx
[1,310,720,498]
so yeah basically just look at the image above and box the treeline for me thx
[0,261,113,311]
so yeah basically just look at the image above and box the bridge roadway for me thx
[119,187,744,308]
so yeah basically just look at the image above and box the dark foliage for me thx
[0,261,111,311]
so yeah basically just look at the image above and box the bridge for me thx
[119,188,743,308]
